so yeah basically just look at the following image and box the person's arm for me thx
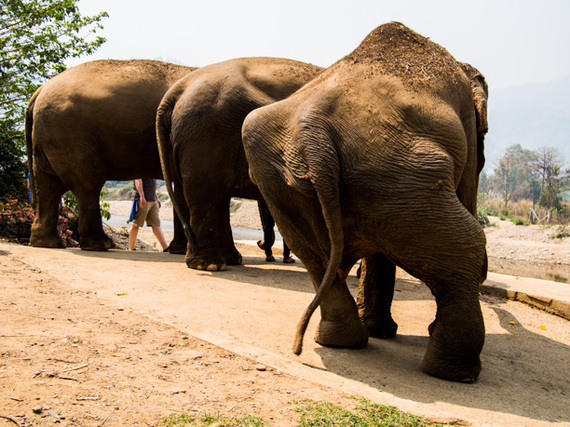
[135,179,147,208]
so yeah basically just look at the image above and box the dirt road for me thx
[1,238,568,427]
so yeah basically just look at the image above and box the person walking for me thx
[128,179,169,251]
[257,200,295,263]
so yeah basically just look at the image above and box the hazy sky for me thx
[70,0,570,90]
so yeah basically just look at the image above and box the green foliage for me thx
[1,0,108,122]
[551,225,570,239]
[0,0,107,199]
[512,217,530,226]
[295,398,452,426]
[62,189,111,220]
[477,206,490,226]
[0,122,28,200]
[160,410,266,426]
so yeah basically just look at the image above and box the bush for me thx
[477,206,490,226]
[512,217,530,226]
[0,199,34,241]
[0,199,78,246]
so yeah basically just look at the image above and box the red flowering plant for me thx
[0,199,34,241]
[0,198,79,246]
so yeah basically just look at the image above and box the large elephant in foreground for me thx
[156,57,323,271]
[26,59,196,251]
[242,23,489,382]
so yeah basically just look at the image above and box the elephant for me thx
[242,23,489,382]
[26,59,196,251]
[156,57,323,271]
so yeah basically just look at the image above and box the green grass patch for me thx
[295,398,453,426]
[512,217,530,226]
[160,398,457,427]
[160,411,266,426]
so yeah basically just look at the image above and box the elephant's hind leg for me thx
[357,253,398,338]
[282,211,368,350]
[30,170,67,248]
[74,186,114,251]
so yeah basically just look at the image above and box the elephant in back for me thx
[26,59,195,251]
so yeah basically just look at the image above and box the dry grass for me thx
[483,197,569,224]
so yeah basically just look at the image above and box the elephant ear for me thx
[460,63,488,134]
[460,63,488,174]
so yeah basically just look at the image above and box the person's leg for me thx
[283,241,295,263]
[129,200,150,250]
[151,225,169,250]
[263,207,276,261]
[128,224,139,250]
[146,202,169,250]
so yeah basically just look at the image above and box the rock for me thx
[32,405,43,414]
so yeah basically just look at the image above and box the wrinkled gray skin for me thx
[242,23,489,382]
[26,59,196,251]
[156,57,323,271]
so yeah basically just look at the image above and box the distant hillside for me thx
[484,75,570,172]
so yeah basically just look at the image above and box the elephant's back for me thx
[36,60,193,107]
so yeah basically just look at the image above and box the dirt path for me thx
[1,238,569,426]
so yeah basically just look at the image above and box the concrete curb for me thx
[482,272,570,320]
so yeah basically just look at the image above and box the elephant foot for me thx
[315,318,369,349]
[168,238,187,254]
[30,231,66,248]
[428,318,437,335]
[422,342,481,383]
[222,248,242,266]
[185,253,227,271]
[362,315,398,339]
[422,311,483,382]
[80,234,115,251]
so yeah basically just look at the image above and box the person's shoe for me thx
[257,240,265,250]
[163,246,170,252]
[283,257,295,264]
[265,255,275,262]
[130,248,136,251]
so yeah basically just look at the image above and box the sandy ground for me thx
[0,200,568,426]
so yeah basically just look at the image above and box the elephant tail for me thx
[25,87,41,209]
[156,91,199,251]
[293,142,344,355]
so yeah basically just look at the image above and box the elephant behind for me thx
[156,57,323,271]
[26,59,196,251]
[242,23,489,382]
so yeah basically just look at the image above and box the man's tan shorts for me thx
[133,201,161,227]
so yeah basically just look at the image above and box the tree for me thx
[492,144,538,211]
[0,0,107,198]
[534,147,569,212]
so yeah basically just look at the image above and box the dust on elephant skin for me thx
[26,59,195,251]
[156,57,323,271]
[242,22,489,382]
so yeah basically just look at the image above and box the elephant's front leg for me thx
[29,169,67,248]
[356,252,398,338]
[75,187,114,251]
